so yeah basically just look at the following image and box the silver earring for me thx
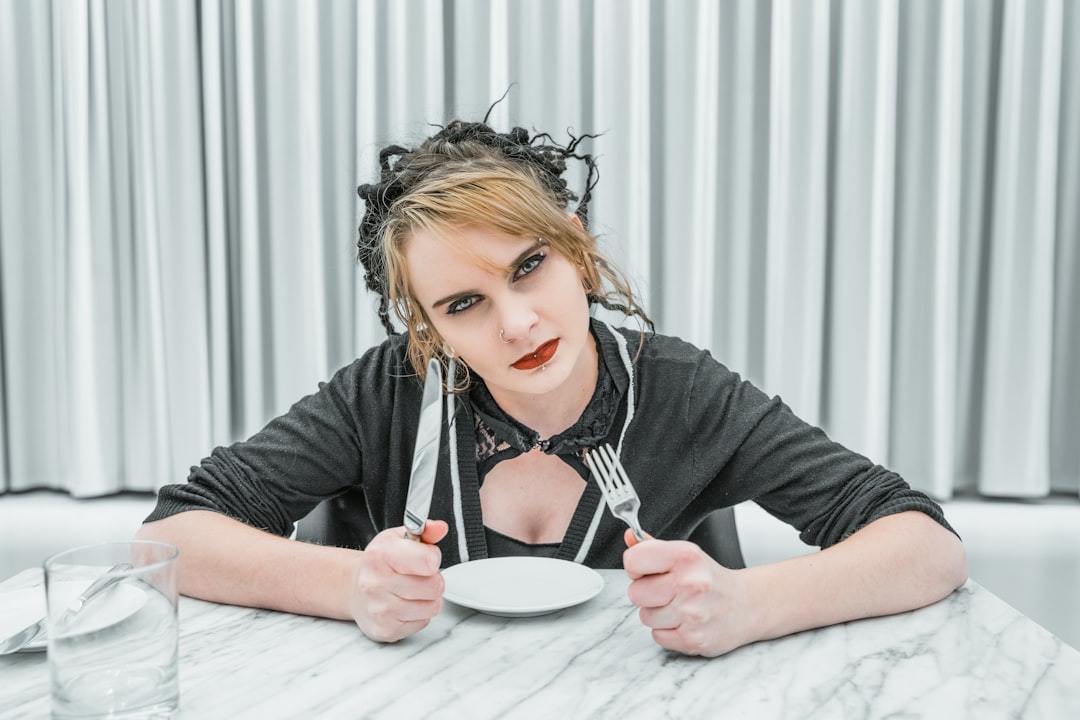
[500,329,512,344]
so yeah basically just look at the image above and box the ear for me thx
[566,212,584,231]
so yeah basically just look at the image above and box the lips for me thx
[512,339,559,370]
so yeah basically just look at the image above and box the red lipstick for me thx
[512,339,559,370]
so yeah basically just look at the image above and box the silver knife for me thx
[0,562,132,654]
[403,358,443,541]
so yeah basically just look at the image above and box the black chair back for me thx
[295,488,378,549]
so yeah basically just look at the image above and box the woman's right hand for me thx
[348,520,449,642]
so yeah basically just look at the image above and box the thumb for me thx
[623,528,654,547]
[421,519,450,545]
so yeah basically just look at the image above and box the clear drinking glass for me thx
[43,540,180,719]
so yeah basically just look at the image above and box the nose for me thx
[496,296,539,344]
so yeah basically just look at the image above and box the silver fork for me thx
[586,443,646,542]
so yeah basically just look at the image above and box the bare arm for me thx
[135,510,449,642]
[742,511,966,643]
[135,511,357,618]
[623,510,967,656]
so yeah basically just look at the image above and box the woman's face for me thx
[404,225,594,401]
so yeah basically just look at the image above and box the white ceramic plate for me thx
[0,578,147,652]
[442,557,604,617]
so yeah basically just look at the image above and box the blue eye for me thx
[514,252,546,280]
[444,251,545,315]
[447,295,479,315]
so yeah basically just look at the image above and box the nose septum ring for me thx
[499,329,512,344]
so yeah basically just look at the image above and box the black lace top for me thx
[468,331,622,486]
[466,332,622,554]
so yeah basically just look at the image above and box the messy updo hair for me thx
[356,117,652,384]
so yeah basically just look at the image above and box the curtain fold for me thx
[0,0,1076,501]
[981,0,1062,496]
[1052,0,1080,494]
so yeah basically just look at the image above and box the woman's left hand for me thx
[622,529,757,657]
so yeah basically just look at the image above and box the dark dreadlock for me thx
[356,116,600,336]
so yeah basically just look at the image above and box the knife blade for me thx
[403,357,443,541]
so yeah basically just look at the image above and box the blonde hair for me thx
[358,123,651,387]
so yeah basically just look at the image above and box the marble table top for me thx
[2,569,1079,718]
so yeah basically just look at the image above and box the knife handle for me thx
[403,509,427,542]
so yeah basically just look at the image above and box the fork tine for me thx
[591,444,627,500]
[596,444,624,493]
[594,446,613,489]
[607,445,633,493]
[584,448,599,479]
[585,447,613,501]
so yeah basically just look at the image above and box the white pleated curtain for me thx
[0,0,1076,500]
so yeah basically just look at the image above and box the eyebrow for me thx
[430,238,545,310]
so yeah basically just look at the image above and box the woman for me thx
[136,119,967,657]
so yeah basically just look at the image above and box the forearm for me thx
[743,511,967,643]
[135,510,358,621]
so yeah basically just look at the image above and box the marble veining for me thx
[2,570,1079,719]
